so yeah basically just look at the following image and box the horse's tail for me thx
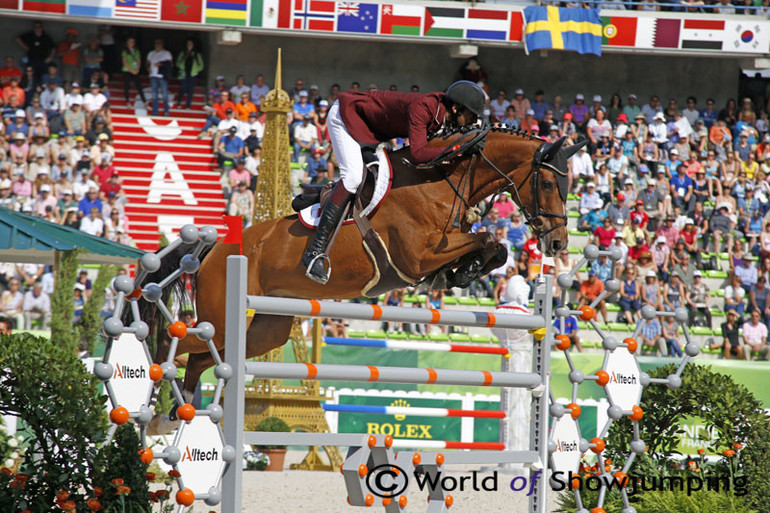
[131,243,214,360]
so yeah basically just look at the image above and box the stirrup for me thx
[305,253,332,284]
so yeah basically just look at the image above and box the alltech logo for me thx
[181,446,220,463]
[553,439,579,453]
[609,371,637,385]
[112,362,148,380]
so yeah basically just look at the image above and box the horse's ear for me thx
[560,140,588,160]
[544,136,566,160]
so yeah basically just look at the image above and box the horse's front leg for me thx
[447,243,508,289]
[414,231,502,287]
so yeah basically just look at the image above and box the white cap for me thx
[319,99,329,107]
[37,167,49,175]
[71,98,82,106]
[694,270,702,277]
[586,181,595,187]
[299,90,309,97]
[685,218,694,225]
[593,95,602,102]
[40,184,51,192]
[646,270,657,277]
[526,109,535,116]
[515,88,524,95]
[656,236,666,244]
[654,112,665,120]
[74,283,86,291]
[624,178,634,185]
[628,93,637,99]
[647,178,657,186]
[15,109,24,117]
[670,149,679,155]
[0,178,11,189]
[34,112,44,119]
[216,75,225,80]
[576,93,584,100]
[615,218,624,225]
[310,84,319,90]
[35,148,46,158]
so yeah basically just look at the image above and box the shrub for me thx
[253,417,291,450]
[93,424,151,511]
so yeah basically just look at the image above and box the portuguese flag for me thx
[23,0,64,13]
[601,16,637,47]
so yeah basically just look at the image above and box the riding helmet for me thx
[445,80,486,118]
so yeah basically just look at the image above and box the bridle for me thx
[404,128,568,238]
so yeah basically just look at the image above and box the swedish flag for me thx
[523,6,602,56]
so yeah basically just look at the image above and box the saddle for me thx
[291,156,416,297]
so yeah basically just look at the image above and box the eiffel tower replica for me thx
[244,49,342,471]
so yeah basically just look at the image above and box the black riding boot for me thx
[302,183,353,284]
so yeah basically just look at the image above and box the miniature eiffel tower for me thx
[244,49,342,471]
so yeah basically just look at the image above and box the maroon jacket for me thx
[338,90,448,163]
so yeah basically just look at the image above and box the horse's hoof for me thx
[146,414,180,436]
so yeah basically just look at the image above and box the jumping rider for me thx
[302,80,487,284]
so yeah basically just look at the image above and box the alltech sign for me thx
[174,417,226,493]
[105,334,154,412]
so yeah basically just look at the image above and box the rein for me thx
[404,128,568,238]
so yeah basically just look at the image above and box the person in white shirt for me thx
[229,74,250,98]
[63,82,84,110]
[682,96,699,127]
[215,109,245,147]
[146,39,173,116]
[41,81,65,117]
[73,173,98,200]
[80,206,104,237]
[489,90,511,123]
[250,74,270,107]
[293,115,318,162]
[22,282,51,329]
[83,83,108,122]
[579,182,603,214]
[569,145,594,192]
[649,113,668,145]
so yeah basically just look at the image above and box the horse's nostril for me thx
[552,240,562,251]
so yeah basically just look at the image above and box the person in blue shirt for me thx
[305,149,327,182]
[77,187,102,216]
[531,89,550,121]
[553,306,582,352]
[591,254,613,282]
[6,111,29,139]
[506,211,529,251]
[578,207,607,233]
[218,126,244,169]
[669,164,693,210]
[292,90,315,129]
[699,98,718,128]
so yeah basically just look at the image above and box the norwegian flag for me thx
[292,0,335,31]
[114,0,159,19]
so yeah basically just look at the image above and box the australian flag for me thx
[337,2,378,34]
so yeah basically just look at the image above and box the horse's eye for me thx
[543,181,554,190]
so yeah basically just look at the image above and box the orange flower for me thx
[93,487,103,496]
[87,498,102,511]
[1,468,12,476]
[168,469,181,478]
[697,448,705,455]
[733,442,744,450]
[9,480,19,489]
[14,473,28,483]
[59,500,76,512]
[56,490,70,502]
[110,478,124,486]
[115,485,131,496]
[146,472,156,481]
[723,449,735,458]
[155,489,169,499]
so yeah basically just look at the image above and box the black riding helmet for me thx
[445,80,486,118]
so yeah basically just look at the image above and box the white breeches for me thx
[328,100,364,193]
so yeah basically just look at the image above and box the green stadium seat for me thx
[366,329,387,338]
[706,270,728,279]
[443,296,458,305]
[568,210,580,218]
[428,333,450,342]
[403,295,419,304]
[387,331,408,340]
[471,334,492,343]
[568,247,581,254]
[449,333,471,342]
[567,193,579,201]
[478,298,496,307]
[406,333,427,341]
[459,297,479,306]
[491,336,499,344]
[608,322,629,332]
[347,330,365,338]
[691,326,713,336]
[606,304,620,312]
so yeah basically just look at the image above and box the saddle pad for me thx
[298,148,393,229]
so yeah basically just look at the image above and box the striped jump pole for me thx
[246,295,546,330]
[244,361,541,388]
[322,403,506,419]
[323,336,510,355]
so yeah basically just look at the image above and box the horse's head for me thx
[470,132,586,256]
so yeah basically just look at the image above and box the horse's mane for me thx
[429,123,548,143]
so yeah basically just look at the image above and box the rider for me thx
[302,80,487,284]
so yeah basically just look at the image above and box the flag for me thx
[115,0,159,19]
[509,10,523,41]
[380,4,422,36]
[161,0,202,22]
[68,0,113,17]
[292,0,335,31]
[251,0,291,28]
[725,21,768,53]
[337,2,378,34]
[424,7,465,38]
[0,0,19,8]
[205,0,247,26]
[680,19,724,50]
[23,0,64,12]
[601,16,637,47]
[223,215,243,254]
[523,6,602,56]
[654,18,680,48]
[465,9,508,41]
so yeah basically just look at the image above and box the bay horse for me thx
[144,128,583,401]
